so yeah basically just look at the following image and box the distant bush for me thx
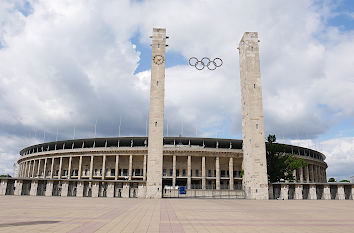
[339,179,350,182]
[0,174,11,178]
[328,178,336,182]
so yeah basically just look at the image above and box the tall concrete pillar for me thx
[299,167,304,183]
[76,182,84,197]
[229,157,234,190]
[89,155,94,179]
[187,155,191,189]
[294,184,303,200]
[45,181,53,196]
[238,32,268,199]
[31,160,36,178]
[309,184,317,200]
[143,154,147,181]
[323,185,331,200]
[128,155,133,180]
[37,159,41,177]
[337,185,345,200]
[68,156,72,179]
[50,158,55,178]
[305,165,309,183]
[280,184,288,200]
[202,156,206,189]
[146,28,167,198]
[61,181,69,197]
[107,182,114,198]
[102,155,106,180]
[78,156,82,179]
[43,158,47,178]
[92,182,99,198]
[309,164,314,183]
[0,180,7,195]
[58,157,63,178]
[30,181,38,196]
[115,155,119,180]
[172,155,176,187]
[15,180,23,196]
[216,157,220,190]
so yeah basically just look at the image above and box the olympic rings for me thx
[188,57,223,70]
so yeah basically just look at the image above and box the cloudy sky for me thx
[0,0,353,180]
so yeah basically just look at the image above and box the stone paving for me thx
[1,196,354,232]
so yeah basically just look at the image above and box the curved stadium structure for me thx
[12,137,327,198]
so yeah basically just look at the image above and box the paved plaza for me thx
[0,196,354,232]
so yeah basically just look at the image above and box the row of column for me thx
[273,184,350,200]
[295,164,327,183]
[18,155,147,181]
[171,155,236,191]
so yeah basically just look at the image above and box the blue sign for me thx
[179,186,186,194]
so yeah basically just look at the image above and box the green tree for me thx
[328,177,336,182]
[266,134,307,183]
[340,179,350,182]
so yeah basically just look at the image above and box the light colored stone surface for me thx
[1,196,354,232]
[239,32,268,199]
[146,28,167,199]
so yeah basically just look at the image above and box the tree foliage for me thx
[328,177,336,182]
[266,134,307,183]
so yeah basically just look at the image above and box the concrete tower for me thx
[238,32,269,200]
[146,28,167,198]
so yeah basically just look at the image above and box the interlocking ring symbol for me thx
[189,57,223,70]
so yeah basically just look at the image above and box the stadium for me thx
[9,136,327,198]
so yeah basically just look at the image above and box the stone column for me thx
[146,28,167,198]
[292,170,297,182]
[172,155,176,187]
[102,155,106,180]
[15,180,23,196]
[45,181,53,196]
[50,157,55,178]
[27,161,31,177]
[143,154,147,181]
[76,182,84,197]
[89,155,94,179]
[216,157,220,190]
[310,164,314,183]
[23,162,28,178]
[229,157,234,190]
[305,165,309,183]
[309,184,316,200]
[202,156,206,189]
[0,180,7,195]
[92,182,99,197]
[268,184,273,199]
[323,185,331,200]
[61,181,69,197]
[37,159,41,177]
[128,154,133,180]
[58,157,63,179]
[122,183,130,198]
[238,32,268,200]
[115,155,119,180]
[337,185,345,200]
[43,158,47,178]
[294,184,303,200]
[30,180,38,196]
[68,156,72,179]
[107,182,114,198]
[351,185,354,200]
[78,156,82,179]
[280,184,288,200]
[138,184,146,198]
[187,155,191,189]
[299,167,304,183]
[31,160,36,178]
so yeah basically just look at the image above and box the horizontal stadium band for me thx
[17,137,327,189]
